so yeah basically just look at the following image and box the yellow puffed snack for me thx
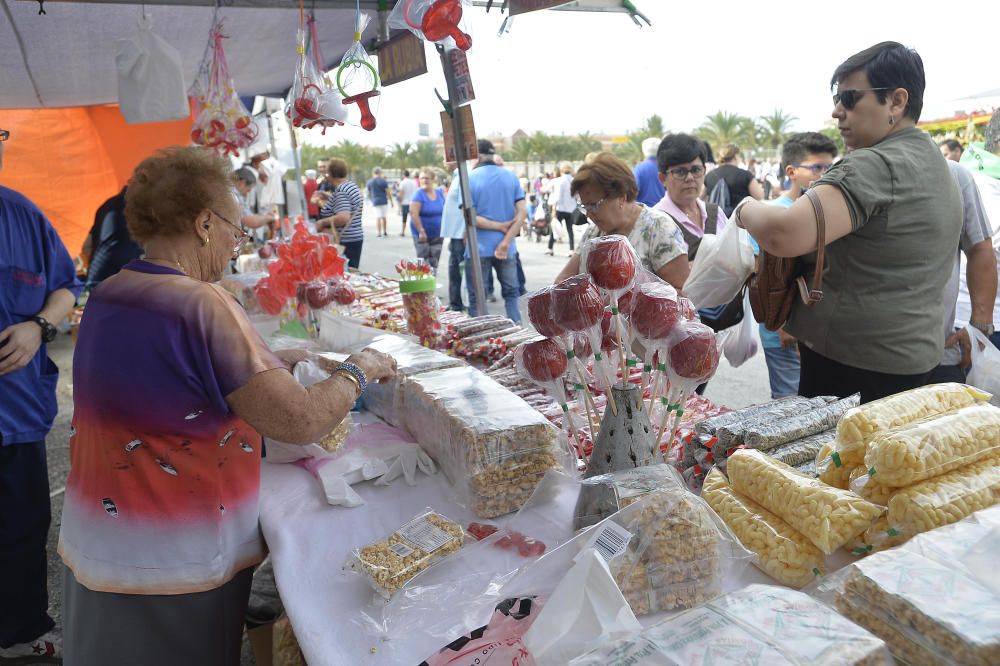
[845,515,906,556]
[849,466,896,506]
[727,450,883,554]
[819,383,989,483]
[816,441,859,489]
[863,403,1000,487]
[702,468,824,587]
[887,453,1000,537]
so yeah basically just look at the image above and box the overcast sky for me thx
[312,1,1000,149]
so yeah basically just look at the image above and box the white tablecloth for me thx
[259,420,851,665]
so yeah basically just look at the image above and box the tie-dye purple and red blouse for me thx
[59,260,285,594]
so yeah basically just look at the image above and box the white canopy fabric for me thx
[0,0,379,109]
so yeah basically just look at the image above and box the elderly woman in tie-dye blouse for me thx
[58,146,396,666]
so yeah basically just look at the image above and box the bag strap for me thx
[797,189,826,305]
[705,203,719,235]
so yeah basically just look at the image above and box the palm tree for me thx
[574,131,602,157]
[509,137,534,170]
[528,131,555,172]
[696,111,756,156]
[331,140,374,184]
[611,132,644,165]
[388,141,415,170]
[757,109,798,151]
[410,141,442,169]
[641,114,666,139]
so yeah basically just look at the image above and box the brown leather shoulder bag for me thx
[747,188,827,331]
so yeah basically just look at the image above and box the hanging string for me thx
[36,0,45,15]
[188,0,222,96]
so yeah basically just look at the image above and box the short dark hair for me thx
[781,132,839,173]
[327,158,348,179]
[831,41,925,121]
[403,169,410,177]
[656,133,706,173]
[940,139,963,152]
[234,166,257,185]
[570,152,638,202]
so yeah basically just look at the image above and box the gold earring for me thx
[203,236,210,246]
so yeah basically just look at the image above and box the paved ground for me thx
[35,206,770,665]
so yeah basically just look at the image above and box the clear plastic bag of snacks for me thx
[346,509,465,599]
[190,23,257,156]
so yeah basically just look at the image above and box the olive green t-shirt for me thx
[786,127,962,375]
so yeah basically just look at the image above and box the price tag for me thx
[581,520,633,564]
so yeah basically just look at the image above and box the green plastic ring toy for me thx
[336,58,379,98]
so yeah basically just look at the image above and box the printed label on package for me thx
[396,514,454,553]
[390,541,415,558]
[583,520,633,563]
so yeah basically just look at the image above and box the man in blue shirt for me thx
[467,140,527,322]
[633,137,666,207]
[366,167,392,238]
[749,132,837,398]
[0,127,82,661]
[440,164,467,311]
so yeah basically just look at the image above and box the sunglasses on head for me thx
[832,88,891,111]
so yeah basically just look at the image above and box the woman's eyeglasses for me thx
[211,209,250,254]
[832,88,890,111]
[577,198,606,214]
[666,165,706,180]
[792,163,832,174]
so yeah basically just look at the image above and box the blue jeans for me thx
[466,255,521,322]
[447,238,465,310]
[763,344,800,399]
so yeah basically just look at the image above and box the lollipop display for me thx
[654,321,720,460]
[336,13,379,131]
[397,260,443,348]
[388,0,472,50]
[190,23,258,156]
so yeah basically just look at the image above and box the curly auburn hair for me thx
[570,152,638,202]
[125,146,234,243]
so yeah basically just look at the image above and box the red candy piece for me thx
[421,0,472,50]
[526,287,567,339]
[551,274,604,332]
[467,522,498,541]
[516,338,567,383]
[631,282,680,341]
[669,321,720,382]
[342,90,380,132]
[517,538,546,557]
[586,235,637,292]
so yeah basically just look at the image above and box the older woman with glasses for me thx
[735,41,962,403]
[59,147,396,665]
[652,133,729,261]
[555,152,689,291]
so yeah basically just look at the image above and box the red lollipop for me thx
[332,282,356,305]
[527,287,568,339]
[303,281,334,309]
[669,321,720,382]
[551,275,604,332]
[515,339,567,383]
[631,282,681,341]
[585,235,638,292]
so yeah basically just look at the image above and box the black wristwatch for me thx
[30,316,57,343]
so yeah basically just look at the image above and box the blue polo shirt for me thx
[634,157,665,208]
[1,185,83,445]
[467,163,525,258]
[440,169,466,240]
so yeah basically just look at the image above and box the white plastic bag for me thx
[967,324,1000,405]
[683,220,755,309]
[115,16,189,124]
[720,294,759,367]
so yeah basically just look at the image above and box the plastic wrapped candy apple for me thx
[617,268,658,318]
[526,287,568,339]
[551,274,618,412]
[514,339,584,457]
[585,235,640,388]
[630,281,681,405]
[331,281,356,306]
[653,321,720,461]
[258,244,273,259]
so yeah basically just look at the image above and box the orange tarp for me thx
[0,104,194,257]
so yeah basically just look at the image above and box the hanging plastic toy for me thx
[190,22,258,156]
[389,0,472,51]
[288,14,347,133]
[336,11,379,131]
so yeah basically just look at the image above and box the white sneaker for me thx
[0,630,62,664]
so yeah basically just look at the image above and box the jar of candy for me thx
[399,276,443,348]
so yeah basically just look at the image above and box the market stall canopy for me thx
[0,0,382,109]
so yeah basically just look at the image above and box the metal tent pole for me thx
[437,44,487,315]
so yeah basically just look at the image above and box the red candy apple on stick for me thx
[654,321,720,461]
[629,281,681,411]
[514,339,584,458]
[584,235,638,390]
[550,275,619,416]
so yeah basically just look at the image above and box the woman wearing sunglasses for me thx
[58,147,396,664]
[735,41,962,403]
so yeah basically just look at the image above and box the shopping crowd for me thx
[1,39,999,665]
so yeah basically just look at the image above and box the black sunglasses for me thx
[0,130,9,142]
[832,88,891,111]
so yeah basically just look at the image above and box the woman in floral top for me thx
[554,152,689,290]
